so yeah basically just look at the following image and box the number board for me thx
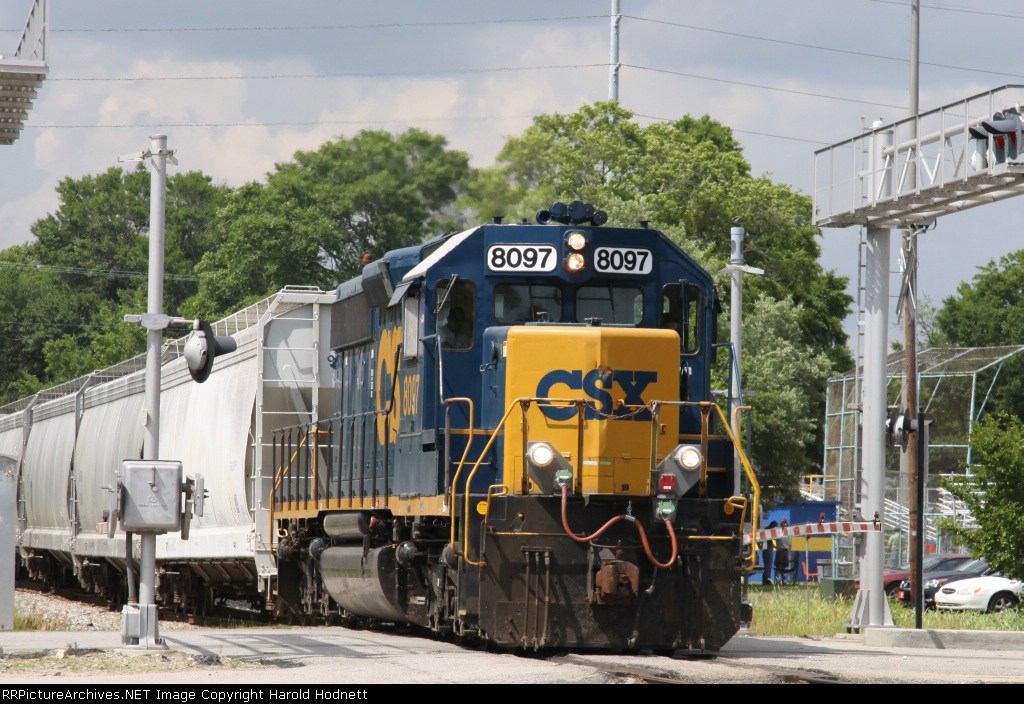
[487,244,558,273]
[594,247,652,275]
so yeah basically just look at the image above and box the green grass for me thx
[749,584,1024,637]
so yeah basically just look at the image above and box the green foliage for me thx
[0,129,471,397]
[937,251,1024,418]
[742,297,834,502]
[0,169,227,401]
[184,129,471,319]
[941,414,1024,583]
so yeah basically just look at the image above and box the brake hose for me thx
[560,485,678,569]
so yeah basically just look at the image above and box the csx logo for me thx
[535,368,656,421]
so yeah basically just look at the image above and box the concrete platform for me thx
[864,626,1024,651]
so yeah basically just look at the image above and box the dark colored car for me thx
[896,557,992,608]
[883,554,971,595]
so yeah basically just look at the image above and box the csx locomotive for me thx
[1,201,756,651]
[270,202,759,651]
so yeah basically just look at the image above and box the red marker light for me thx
[658,474,677,494]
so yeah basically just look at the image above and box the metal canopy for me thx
[0,0,48,146]
[833,345,1024,380]
[822,345,1024,580]
[814,85,1024,229]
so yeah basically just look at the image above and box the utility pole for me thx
[609,0,621,101]
[904,0,923,625]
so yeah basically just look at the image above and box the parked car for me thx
[934,575,1022,613]
[883,554,971,596]
[896,557,992,608]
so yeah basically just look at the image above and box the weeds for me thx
[13,606,70,632]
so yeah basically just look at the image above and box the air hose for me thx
[560,484,678,569]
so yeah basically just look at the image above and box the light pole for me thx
[119,134,176,649]
[721,227,762,496]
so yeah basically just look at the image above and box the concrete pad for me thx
[864,626,1024,651]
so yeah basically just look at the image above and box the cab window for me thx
[436,278,476,351]
[402,293,419,359]
[494,284,562,324]
[575,286,643,325]
[662,283,701,354]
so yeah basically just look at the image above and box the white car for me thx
[934,575,1022,613]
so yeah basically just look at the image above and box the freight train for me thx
[1,202,758,651]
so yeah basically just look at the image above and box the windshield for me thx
[897,555,948,571]
[955,558,987,572]
[494,284,562,324]
[575,286,643,325]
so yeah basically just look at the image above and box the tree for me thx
[185,129,472,319]
[0,168,227,401]
[742,296,834,502]
[470,102,850,366]
[936,250,1024,417]
[470,102,852,491]
[942,414,1024,583]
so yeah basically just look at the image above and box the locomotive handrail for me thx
[270,426,335,545]
[725,404,759,568]
[444,397,475,560]
[455,396,586,567]
[639,399,760,567]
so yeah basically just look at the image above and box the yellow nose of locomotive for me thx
[503,326,681,496]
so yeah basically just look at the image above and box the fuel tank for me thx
[319,545,428,625]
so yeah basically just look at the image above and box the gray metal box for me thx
[120,460,182,533]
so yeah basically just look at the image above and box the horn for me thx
[536,210,553,225]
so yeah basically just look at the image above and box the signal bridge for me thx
[0,0,48,146]
[814,85,1024,229]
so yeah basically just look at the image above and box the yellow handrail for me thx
[269,427,332,546]
[703,402,759,569]
[458,396,583,567]
[445,398,475,559]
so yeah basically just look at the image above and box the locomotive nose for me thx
[497,325,681,497]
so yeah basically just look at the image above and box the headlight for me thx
[566,232,587,251]
[674,445,702,471]
[566,252,586,272]
[528,443,556,468]
[957,586,982,595]
[925,578,947,589]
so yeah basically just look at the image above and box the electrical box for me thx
[120,460,183,533]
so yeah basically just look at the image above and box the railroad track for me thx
[15,580,269,628]
[549,653,845,684]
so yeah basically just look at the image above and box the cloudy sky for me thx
[2,0,1022,343]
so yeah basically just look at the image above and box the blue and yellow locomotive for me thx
[271,202,758,651]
